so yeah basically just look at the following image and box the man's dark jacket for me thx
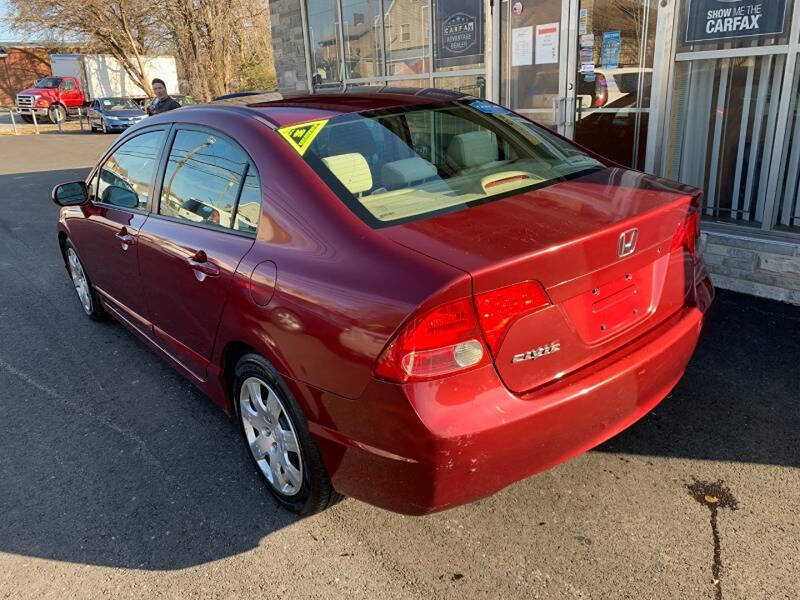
[152,96,181,114]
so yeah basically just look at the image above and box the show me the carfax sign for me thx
[685,0,788,43]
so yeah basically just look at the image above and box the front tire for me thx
[48,104,66,124]
[233,353,339,515]
[64,240,105,321]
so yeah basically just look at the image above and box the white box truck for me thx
[50,54,179,101]
[16,53,180,123]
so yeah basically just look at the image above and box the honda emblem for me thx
[617,228,638,258]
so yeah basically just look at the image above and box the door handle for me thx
[566,97,576,127]
[115,227,135,249]
[552,97,567,127]
[186,250,220,278]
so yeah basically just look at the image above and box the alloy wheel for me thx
[239,376,303,496]
[66,247,92,314]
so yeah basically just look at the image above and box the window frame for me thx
[149,123,262,239]
[87,125,171,214]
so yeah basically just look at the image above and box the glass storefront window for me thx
[384,0,431,76]
[433,74,486,97]
[676,0,793,53]
[307,0,343,86]
[572,0,658,170]
[384,78,430,89]
[500,0,562,121]
[342,0,384,78]
[665,56,786,227]
[774,61,800,233]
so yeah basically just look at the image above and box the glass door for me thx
[567,0,658,169]
[501,0,572,133]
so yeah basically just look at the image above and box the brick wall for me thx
[0,47,52,107]
[701,230,800,305]
[268,0,310,92]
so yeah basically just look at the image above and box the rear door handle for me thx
[186,250,220,278]
[115,227,135,249]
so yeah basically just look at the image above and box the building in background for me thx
[0,43,54,107]
[269,0,800,304]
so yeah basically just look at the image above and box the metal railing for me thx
[0,106,87,135]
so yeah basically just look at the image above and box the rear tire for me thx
[64,240,105,321]
[233,353,340,515]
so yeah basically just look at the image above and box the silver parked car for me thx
[87,97,147,133]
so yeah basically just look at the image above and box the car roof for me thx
[207,87,475,128]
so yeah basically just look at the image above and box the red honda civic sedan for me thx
[52,88,713,515]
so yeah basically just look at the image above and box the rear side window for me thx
[234,170,261,233]
[95,130,165,210]
[159,129,258,231]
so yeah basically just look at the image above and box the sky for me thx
[0,0,27,43]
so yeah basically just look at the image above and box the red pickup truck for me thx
[15,76,85,124]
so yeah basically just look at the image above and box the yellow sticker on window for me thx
[277,119,328,156]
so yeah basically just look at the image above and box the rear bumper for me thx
[311,300,708,514]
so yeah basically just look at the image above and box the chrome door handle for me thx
[115,227,135,249]
[186,250,220,278]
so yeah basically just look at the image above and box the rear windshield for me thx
[285,100,605,227]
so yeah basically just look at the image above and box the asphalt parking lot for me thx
[1,133,798,599]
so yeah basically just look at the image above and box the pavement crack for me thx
[687,479,739,600]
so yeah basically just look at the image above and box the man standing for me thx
[146,78,181,115]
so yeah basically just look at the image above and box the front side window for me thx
[293,101,604,226]
[96,130,165,210]
[159,129,253,230]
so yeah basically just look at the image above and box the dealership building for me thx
[267,0,800,303]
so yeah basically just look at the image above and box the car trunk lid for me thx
[382,169,700,394]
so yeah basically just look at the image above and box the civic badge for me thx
[617,228,638,258]
[511,341,561,364]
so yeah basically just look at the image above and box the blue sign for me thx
[685,0,788,44]
[601,31,620,69]
[435,0,484,68]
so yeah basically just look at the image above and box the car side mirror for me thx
[52,181,88,207]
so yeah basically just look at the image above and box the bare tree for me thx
[8,0,277,102]
[8,0,159,97]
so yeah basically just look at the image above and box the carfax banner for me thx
[434,0,484,68]
[685,0,788,43]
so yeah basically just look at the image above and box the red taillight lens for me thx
[671,210,700,256]
[474,281,551,355]
[375,298,489,382]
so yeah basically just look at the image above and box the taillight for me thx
[671,209,700,256]
[474,281,551,355]
[212,209,220,224]
[375,298,489,383]
[594,75,608,107]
